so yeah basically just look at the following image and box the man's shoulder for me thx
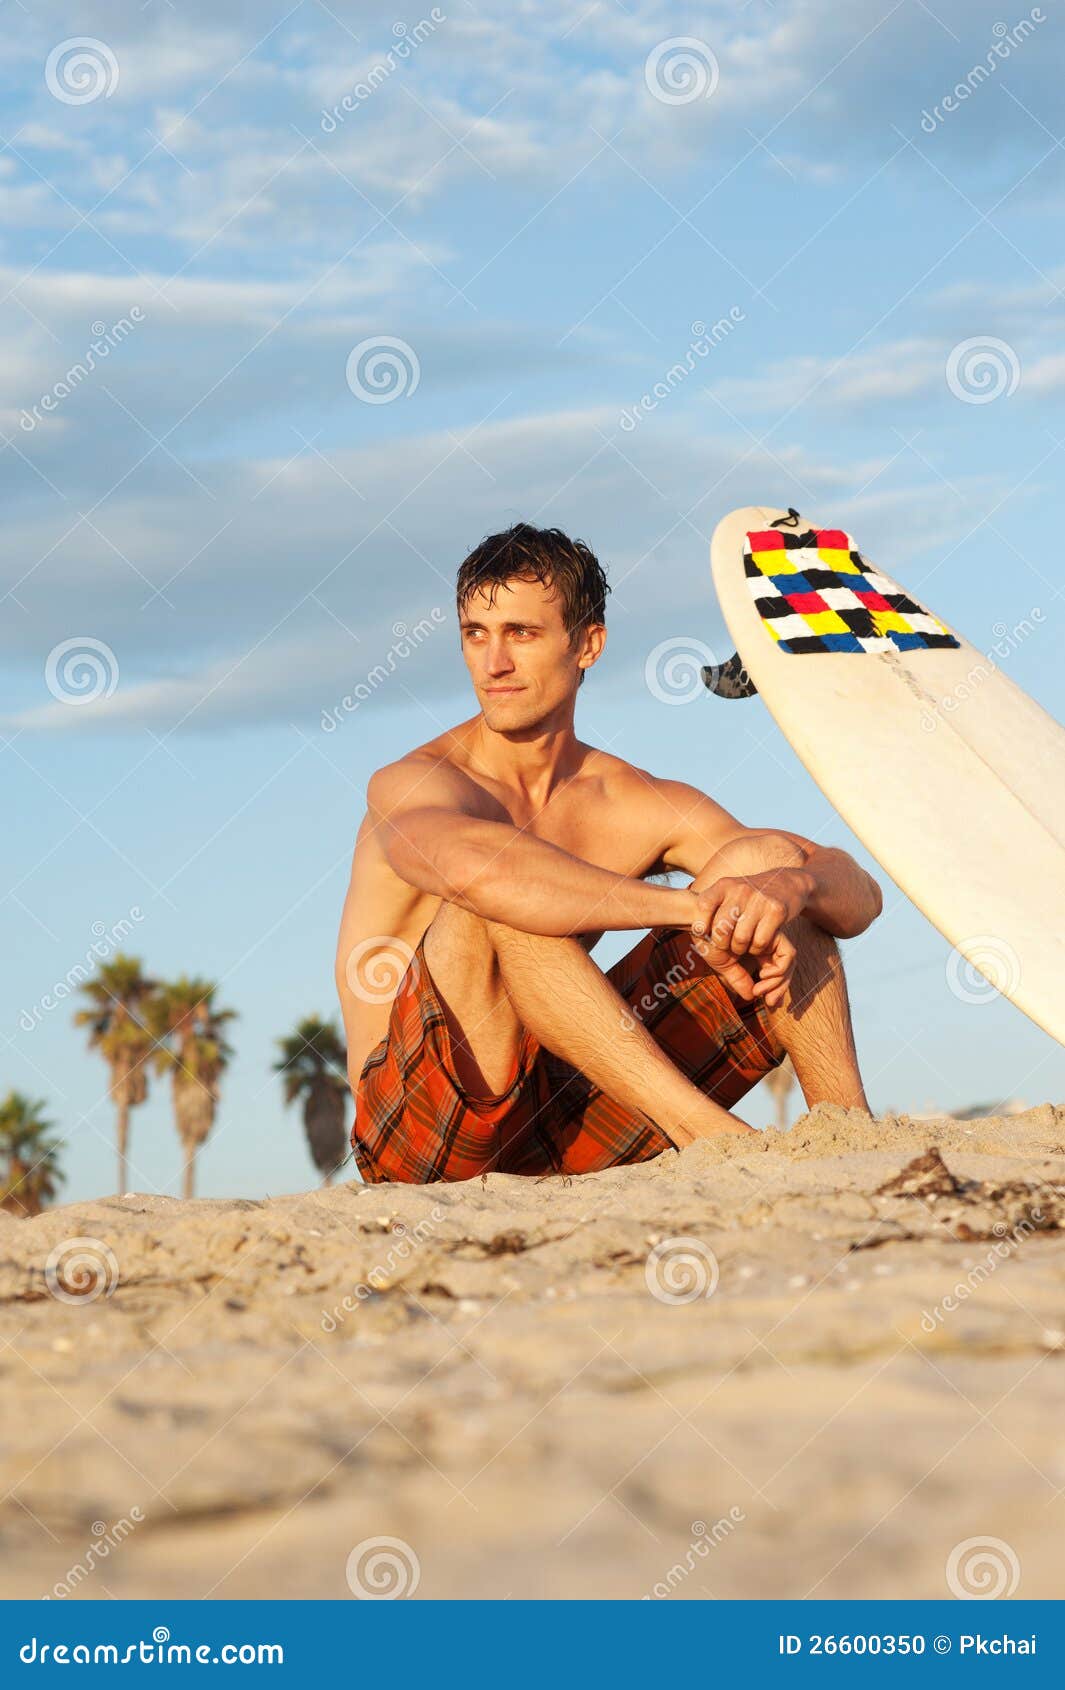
[590,746,715,800]
[366,724,480,814]
[580,744,675,802]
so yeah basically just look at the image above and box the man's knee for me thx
[423,900,496,976]
[699,829,806,883]
[425,902,538,969]
[429,904,588,968]
[482,917,580,959]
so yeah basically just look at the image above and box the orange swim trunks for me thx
[352,925,785,1185]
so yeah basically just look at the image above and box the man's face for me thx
[459,575,603,732]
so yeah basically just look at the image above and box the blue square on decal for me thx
[890,631,925,652]
[770,572,812,595]
[820,632,864,653]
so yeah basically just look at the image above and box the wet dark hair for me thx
[456,522,610,641]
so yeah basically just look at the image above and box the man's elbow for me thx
[819,864,883,940]
[391,830,484,907]
[380,815,470,902]
[845,870,883,937]
[438,844,492,912]
[868,871,884,923]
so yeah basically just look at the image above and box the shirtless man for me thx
[335,522,882,1185]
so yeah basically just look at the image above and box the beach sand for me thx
[2,1103,1065,1601]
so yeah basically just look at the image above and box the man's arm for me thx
[369,758,700,936]
[790,844,884,938]
[654,779,883,939]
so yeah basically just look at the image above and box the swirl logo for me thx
[346,336,420,404]
[946,1536,1020,1599]
[344,936,417,1005]
[152,1627,170,1644]
[45,38,119,105]
[946,935,1021,1006]
[645,636,719,705]
[45,637,119,707]
[345,1536,421,1599]
[645,1236,719,1305]
[44,1237,120,1304]
[645,36,723,104]
[645,37,719,105]
[946,337,1020,405]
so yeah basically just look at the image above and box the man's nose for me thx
[485,640,515,675]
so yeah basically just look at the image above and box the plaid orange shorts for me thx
[352,925,785,1185]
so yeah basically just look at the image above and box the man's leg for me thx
[423,901,748,1143]
[693,832,870,1112]
[421,901,527,1099]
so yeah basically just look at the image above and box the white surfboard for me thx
[705,505,1065,1048]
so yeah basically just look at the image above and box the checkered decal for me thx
[745,526,960,656]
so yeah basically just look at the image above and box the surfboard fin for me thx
[703,652,758,699]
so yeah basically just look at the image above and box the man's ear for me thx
[577,622,606,672]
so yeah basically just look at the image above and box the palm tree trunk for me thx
[115,1097,129,1196]
[182,1141,196,1201]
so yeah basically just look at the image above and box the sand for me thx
[2,1103,1065,1601]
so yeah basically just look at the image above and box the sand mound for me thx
[2,1104,1064,1599]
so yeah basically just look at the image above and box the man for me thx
[335,523,882,1185]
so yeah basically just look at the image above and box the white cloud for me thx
[1022,353,1065,394]
[3,405,1004,732]
[708,339,945,415]
[1,0,1055,268]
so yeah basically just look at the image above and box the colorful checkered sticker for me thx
[745,526,959,656]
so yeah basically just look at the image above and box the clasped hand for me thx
[688,867,814,1010]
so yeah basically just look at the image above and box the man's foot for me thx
[668,1099,755,1144]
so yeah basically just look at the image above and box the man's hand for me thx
[689,867,815,1009]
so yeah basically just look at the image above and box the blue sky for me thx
[3,0,1064,1202]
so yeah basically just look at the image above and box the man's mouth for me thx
[485,686,524,694]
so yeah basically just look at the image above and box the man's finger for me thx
[728,906,760,956]
[764,933,796,972]
[709,950,757,1000]
[750,902,790,956]
[692,882,731,938]
[709,904,740,946]
[753,976,791,1008]
[754,938,795,995]
[724,965,756,1001]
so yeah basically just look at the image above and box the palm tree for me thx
[274,1016,350,1184]
[0,1092,64,1217]
[73,953,156,1195]
[147,977,237,1200]
[765,1055,797,1132]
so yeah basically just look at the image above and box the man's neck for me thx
[467,710,586,807]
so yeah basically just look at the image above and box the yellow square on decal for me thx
[817,548,860,574]
[750,549,799,574]
[871,610,911,635]
[803,610,850,635]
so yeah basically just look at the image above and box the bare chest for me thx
[506,791,660,878]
